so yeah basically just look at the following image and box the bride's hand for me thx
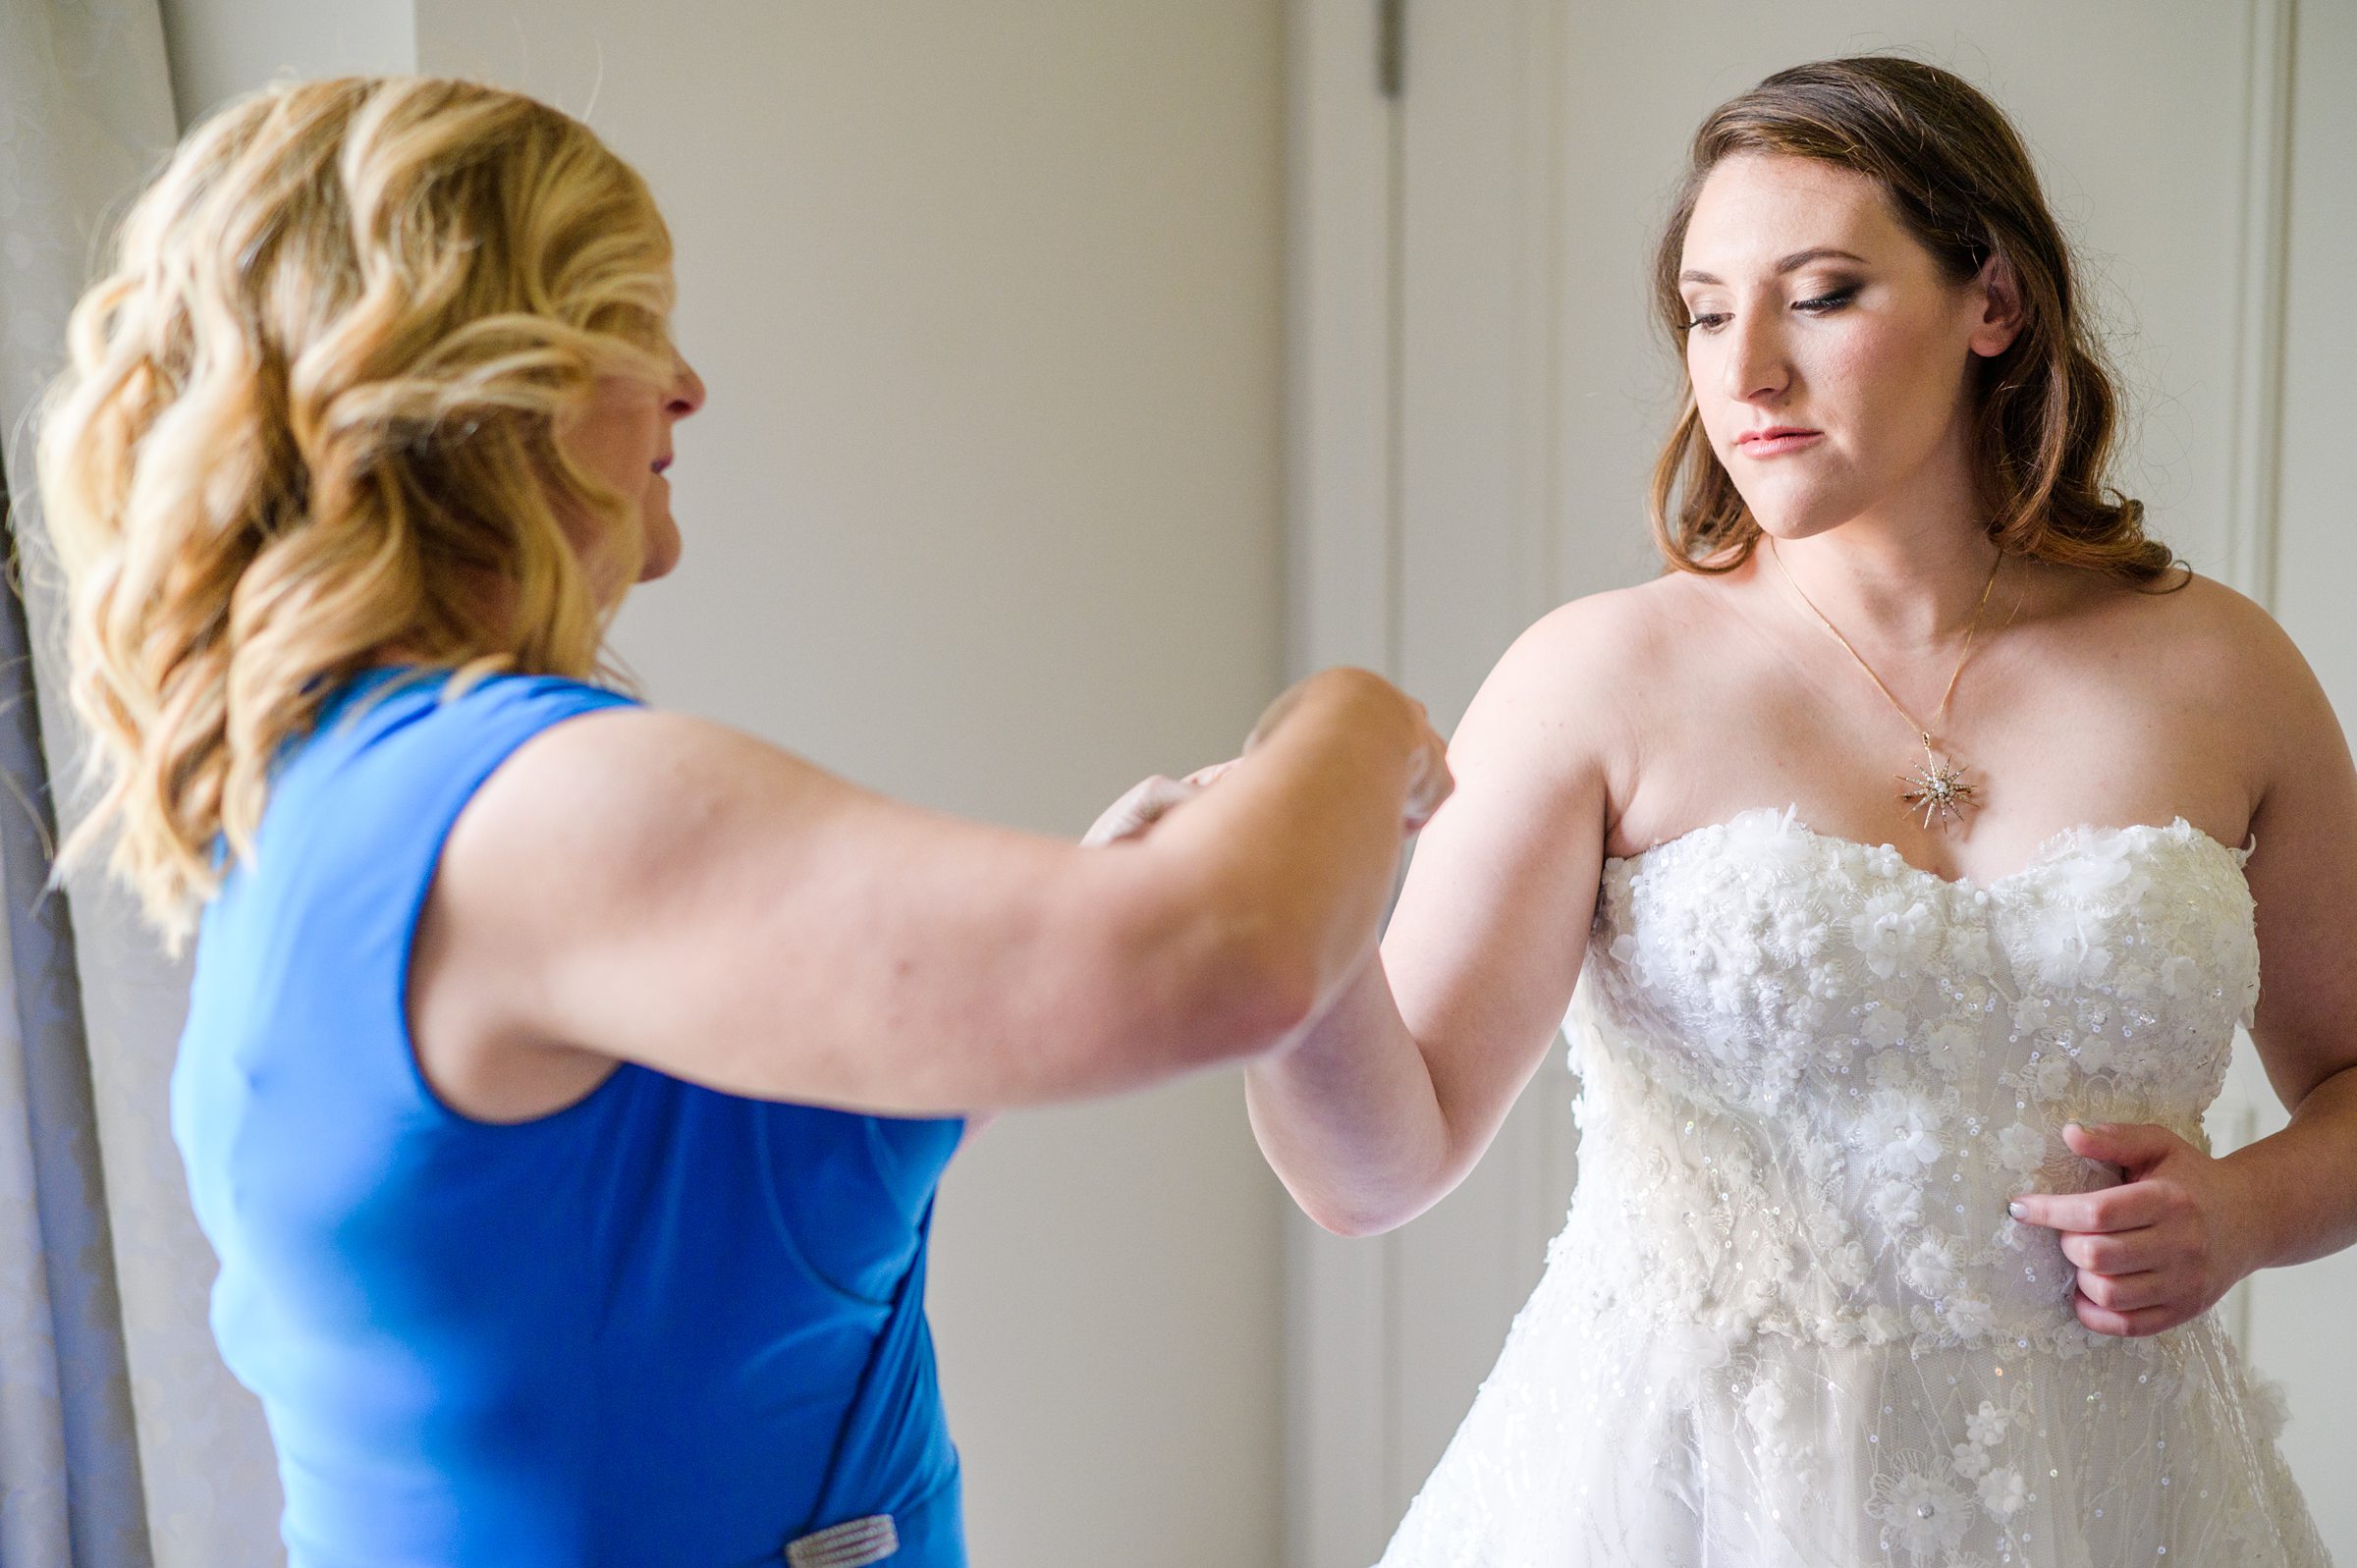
[1079,761,1239,848]
[1081,674,1452,848]
[2005,1120,2265,1338]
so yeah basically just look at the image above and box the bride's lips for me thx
[1734,426,1824,458]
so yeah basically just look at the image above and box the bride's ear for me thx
[1967,251,2026,359]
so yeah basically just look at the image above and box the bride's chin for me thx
[1742,512,1807,544]
[1745,504,1850,545]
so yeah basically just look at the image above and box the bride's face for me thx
[1675,153,2018,541]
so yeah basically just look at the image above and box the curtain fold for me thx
[1,2,286,1564]
[0,462,149,1568]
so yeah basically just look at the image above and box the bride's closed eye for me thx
[1680,285,1860,334]
[1792,284,1860,314]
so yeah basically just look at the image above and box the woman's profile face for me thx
[1675,152,2017,541]
[557,345,707,594]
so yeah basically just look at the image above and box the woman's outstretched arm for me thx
[411,666,1449,1117]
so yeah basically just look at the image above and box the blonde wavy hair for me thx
[34,76,677,949]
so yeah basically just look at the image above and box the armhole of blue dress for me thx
[389,682,644,1132]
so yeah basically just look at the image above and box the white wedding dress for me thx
[1378,807,2331,1567]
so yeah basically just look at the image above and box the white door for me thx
[1286,1,2354,1561]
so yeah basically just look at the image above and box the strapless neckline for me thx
[1606,805,2254,895]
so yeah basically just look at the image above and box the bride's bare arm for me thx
[2205,616,2357,1268]
[1245,601,1632,1235]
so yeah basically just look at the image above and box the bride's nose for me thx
[1723,309,1791,406]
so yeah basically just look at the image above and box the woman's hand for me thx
[2006,1120,2266,1338]
[1248,678,1451,832]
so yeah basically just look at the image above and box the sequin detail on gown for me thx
[1376,807,2330,1568]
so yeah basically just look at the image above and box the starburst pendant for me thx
[1898,735,1978,830]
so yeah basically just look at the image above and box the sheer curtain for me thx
[1,1,285,1564]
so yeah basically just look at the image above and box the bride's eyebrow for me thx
[1678,247,1872,287]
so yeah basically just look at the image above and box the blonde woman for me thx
[36,78,1448,1567]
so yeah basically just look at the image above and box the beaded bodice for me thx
[1569,806,2261,1357]
[1374,806,2326,1567]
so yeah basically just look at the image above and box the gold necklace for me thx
[1764,536,2004,831]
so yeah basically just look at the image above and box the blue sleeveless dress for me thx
[172,668,967,1567]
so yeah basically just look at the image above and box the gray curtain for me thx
[1,2,286,1564]
[0,465,148,1568]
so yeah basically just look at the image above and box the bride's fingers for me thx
[1080,775,1201,847]
[2057,1227,2151,1273]
[1399,724,1453,832]
[2060,1119,2183,1171]
[1401,749,1454,832]
[2007,1181,2164,1234]
[2074,1267,2168,1312]
[2073,1291,2180,1339]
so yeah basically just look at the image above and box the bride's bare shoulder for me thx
[1458,568,1735,793]
[2034,564,2330,801]
[2076,565,2311,698]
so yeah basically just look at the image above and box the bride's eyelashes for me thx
[1680,284,1863,334]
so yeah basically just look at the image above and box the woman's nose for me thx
[1722,309,1789,406]
[667,351,707,419]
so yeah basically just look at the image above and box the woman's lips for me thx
[1735,428,1824,458]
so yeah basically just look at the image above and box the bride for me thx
[1239,57,2348,1564]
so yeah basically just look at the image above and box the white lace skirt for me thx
[1375,1213,2331,1567]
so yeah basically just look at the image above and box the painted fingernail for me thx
[2007,1201,2028,1219]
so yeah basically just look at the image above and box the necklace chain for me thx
[1764,536,2003,750]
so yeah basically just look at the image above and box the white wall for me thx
[2273,0,2357,719]
[154,4,1290,1564]
[154,0,411,133]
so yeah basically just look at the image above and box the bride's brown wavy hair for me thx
[1648,56,2174,583]
[35,76,677,948]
